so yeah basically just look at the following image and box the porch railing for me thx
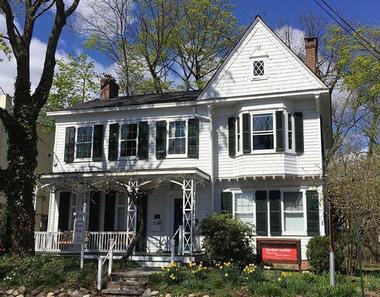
[35,231,134,253]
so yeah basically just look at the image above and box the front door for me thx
[173,199,183,245]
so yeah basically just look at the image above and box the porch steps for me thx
[101,268,158,297]
[130,254,200,268]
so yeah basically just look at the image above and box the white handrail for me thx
[97,238,117,291]
[170,225,183,262]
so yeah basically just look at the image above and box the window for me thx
[115,195,127,231]
[252,114,274,150]
[288,113,293,150]
[253,60,265,77]
[283,192,304,232]
[120,123,138,157]
[168,121,186,155]
[76,127,93,159]
[234,192,254,224]
[236,117,241,152]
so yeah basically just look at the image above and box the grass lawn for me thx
[148,262,380,297]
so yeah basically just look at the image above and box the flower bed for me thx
[148,262,380,297]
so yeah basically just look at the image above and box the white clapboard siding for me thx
[199,18,326,100]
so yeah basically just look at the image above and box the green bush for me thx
[199,214,255,266]
[306,236,344,274]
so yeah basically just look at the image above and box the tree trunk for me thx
[4,92,38,256]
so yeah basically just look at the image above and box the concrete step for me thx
[107,280,147,290]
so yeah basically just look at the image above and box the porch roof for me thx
[40,167,210,184]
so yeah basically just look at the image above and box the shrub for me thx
[306,236,344,274]
[199,214,255,266]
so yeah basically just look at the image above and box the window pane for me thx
[169,138,185,154]
[253,114,273,131]
[234,192,254,224]
[76,143,92,158]
[169,121,185,138]
[235,213,253,224]
[288,132,293,149]
[252,134,274,150]
[121,124,137,140]
[284,212,304,232]
[77,127,93,142]
[288,114,292,130]
[284,192,303,211]
[120,140,137,157]
[253,60,264,76]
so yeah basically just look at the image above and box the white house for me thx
[36,16,331,267]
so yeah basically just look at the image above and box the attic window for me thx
[253,60,265,76]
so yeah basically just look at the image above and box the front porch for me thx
[37,168,209,257]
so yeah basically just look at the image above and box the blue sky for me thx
[1,0,379,94]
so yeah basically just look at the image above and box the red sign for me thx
[257,240,301,265]
[262,246,298,262]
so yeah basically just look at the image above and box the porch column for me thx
[182,178,196,254]
[47,189,59,232]
[126,180,138,244]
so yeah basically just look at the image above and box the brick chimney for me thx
[304,37,318,74]
[100,75,119,100]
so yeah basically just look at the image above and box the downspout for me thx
[193,105,215,213]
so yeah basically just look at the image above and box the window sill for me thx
[251,76,268,81]
[73,158,92,163]
[165,154,188,159]
[281,231,308,237]
[235,150,297,156]
[119,156,138,161]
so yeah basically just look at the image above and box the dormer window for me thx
[253,60,265,77]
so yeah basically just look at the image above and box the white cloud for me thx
[275,25,306,57]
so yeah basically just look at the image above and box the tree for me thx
[173,0,241,90]
[0,0,80,256]
[39,53,99,132]
[77,0,142,95]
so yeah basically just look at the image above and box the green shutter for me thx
[221,192,232,214]
[138,121,149,160]
[108,123,119,161]
[242,113,251,153]
[276,111,284,152]
[294,112,304,153]
[156,121,167,159]
[256,191,268,236]
[92,125,104,161]
[64,126,75,163]
[307,190,320,236]
[269,190,281,236]
[228,117,236,157]
[188,118,199,158]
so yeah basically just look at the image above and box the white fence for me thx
[35,231,134,253]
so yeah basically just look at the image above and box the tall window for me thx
[168,121,186,154]
[120,123,138,157]
[253,60,265,77]
[252,114,274,150]
[76,127,93,159]
[115,195,127,231]
[234,192,254,224]
[283,192,304,232]
[236,117,241,152]
[288,113,293,150]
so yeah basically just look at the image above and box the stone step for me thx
[107,280,147,290]
[101,288,145,296]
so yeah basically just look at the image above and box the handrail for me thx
[97,238,117,291]
[170,225,183,263]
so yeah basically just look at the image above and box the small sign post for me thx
[73,202,87,269]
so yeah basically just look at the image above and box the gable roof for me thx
[67,90,201,110]
[198,16,328,101]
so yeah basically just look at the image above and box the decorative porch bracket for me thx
[126,180,138,242]
[182,178,196,254]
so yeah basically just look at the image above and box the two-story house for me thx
[36,16,331,267]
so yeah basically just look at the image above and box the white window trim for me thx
[119,122,139,160]
[286,111,295,152]
[251,110,276,153]
[166,119,188,158]
[230,189,256,234]
[281,188,307,236]
[74,125,94,161]
[250,54,269,81]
